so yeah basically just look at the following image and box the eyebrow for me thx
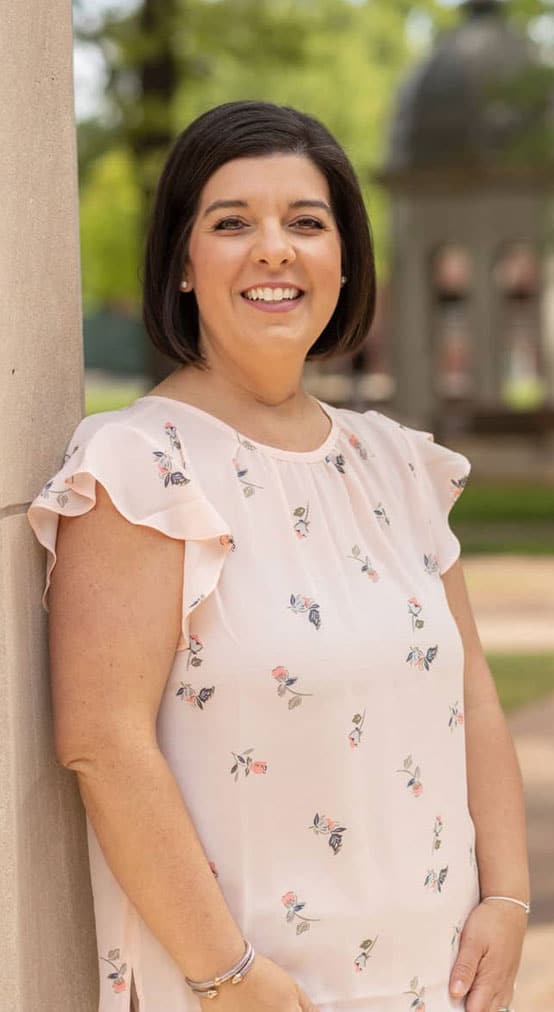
[202,198,332,218]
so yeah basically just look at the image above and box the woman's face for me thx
[184,153,343,377]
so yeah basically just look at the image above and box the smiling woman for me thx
[28,99,528,1012]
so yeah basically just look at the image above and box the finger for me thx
[296,987,320,1012]
[465,983,497,1012]
[450,936,483,1000]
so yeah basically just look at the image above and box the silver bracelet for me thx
[482,894,530,914]
[185,939,256,999]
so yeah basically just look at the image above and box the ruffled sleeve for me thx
[398,422,472,575]
[26,412,234,651]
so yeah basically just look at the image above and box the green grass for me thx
[487,652,554,712]
[86,382,145,416]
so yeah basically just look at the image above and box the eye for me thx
[293,217,326,229]
[212,217,245,231]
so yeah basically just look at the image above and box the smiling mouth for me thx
[240,287,304,303]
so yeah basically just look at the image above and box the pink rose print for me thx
[424,866,449,893]
[348,709,365,748]
[101,948,127,994]
[432,815,444,853]
[449,701,465,730]
[403,976,426,1010]
[288,593,321,630]
[272,665,313,709]
[230,749,268,781]
[153,422,190,487]
[292,503,311,539]
[347,545,379,581]
[423,552,440,576]
[451,474,469,502]
[219,534,236,551]
[176,681,215,710]
[186,632,204,670]
[396,754,423,796]
[347,433,373,460]
[407,597,424,633]
[309,813,347,855]
[354,936,378,972]
[281,891,321,935]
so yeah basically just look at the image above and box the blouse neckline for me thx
[135,394,341,463]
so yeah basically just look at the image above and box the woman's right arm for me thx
[49,482,317,1011]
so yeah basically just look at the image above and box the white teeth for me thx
[243,286,302,302]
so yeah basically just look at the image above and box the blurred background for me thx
[72,0,553,1002]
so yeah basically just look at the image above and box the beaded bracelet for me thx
[482,894,530,914]
[185,939,256,999]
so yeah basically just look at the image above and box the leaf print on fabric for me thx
[407,597,425,633]
[354,936,379,972]
[406,644,438,672]
[396,754,423,796]
[451,474,470,503]
[272,666,313,708]
[309,813,347,855]
[186,633,204,669]
[292,503,311,539]
[374,502,390,526]
[230,749,268,781]
[424,866,449,893]
[281,892,321,935]
[347,433,374,460]
[101,948,128,994]
[431,815,444,854]
[288,593,321,630]
[423,552,440,576]
[232,433,263,497]
[347,545,379,581]
[451,920,463,948]
[448,701,465,731]
[348,710,365,749]
[153,422,190,487]
[404,976,426,1011]
[176,681,215,710]
[324,451,346,474]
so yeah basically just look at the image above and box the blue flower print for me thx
[288,593,321,629]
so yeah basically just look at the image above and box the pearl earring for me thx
[180,280,188,290]
[341,275,347,286]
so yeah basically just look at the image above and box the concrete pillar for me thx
[0,2,97,1009]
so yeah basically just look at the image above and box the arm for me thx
[49,481,246,981]
[441,559,529,1010]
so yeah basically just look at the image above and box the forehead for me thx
[198,153,331,206]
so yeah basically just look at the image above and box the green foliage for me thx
[488,652,554,712]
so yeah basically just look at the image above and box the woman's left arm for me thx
[441,559,530,1012]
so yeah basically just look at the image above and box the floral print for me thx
[407,597,424,633]
[396,755,423,796]
[431,815,444,854]
[406,644,438,672]
[354,936,379,972]
[309,813,347,855]
[219,533,236,551]
[186,632,203,669]
[451,920,463,948]
[281,892,320,934]
[348,432,374,460]
[101,948,127,994]
[449,701,465,731]
[347,545,379,581]
[348,709,365,748]
[288,593,321,629]
[230,749,268,781]
[176,681,215,709]
[292,502,311,539]
[374,501,390,526]
[325,451,346,473]
[424,866,449,893]
[423,552,440,576]
[153,422,190,487]
[272,666,313,708]
[233,433,263,497]
[404,976,426,1010]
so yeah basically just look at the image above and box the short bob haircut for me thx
[142,100,376,366]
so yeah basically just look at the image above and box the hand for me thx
[199,953,320,1012]
[449,900,527,1010]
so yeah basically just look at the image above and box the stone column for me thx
[0,2,97,1009]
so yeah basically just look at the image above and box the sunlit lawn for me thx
[488,653,554,713]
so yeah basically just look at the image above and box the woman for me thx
[28,100,529,1012]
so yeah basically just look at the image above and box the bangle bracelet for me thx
[185,939,256,999]
[482,894,530,914]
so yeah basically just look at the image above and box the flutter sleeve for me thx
[26,412,234,651]
[399,422,472,575]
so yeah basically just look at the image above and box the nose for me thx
[250,223,296,269]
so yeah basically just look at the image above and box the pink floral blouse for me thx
[27,395,479,1012]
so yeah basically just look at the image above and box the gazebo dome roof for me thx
[385,0,548,173]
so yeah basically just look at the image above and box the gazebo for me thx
[377,0,554,438]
